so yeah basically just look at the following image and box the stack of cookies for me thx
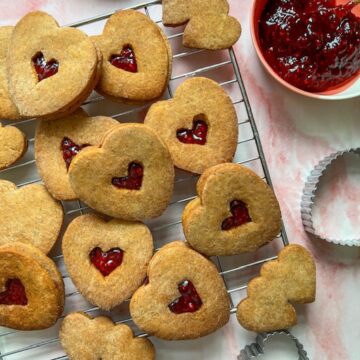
[0,3,316,360]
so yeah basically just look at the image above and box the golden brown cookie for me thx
[144,77,238,174]
[7,11,100,120]
[182,163,282,256]
[0,180,63,253]
[237,244,316,332]
[62,214,153,310]
[0,122,27,169]
[0,242,64,330]
[163,0,241,50]
[92,10,171,103]
[130,241,230,340]
[68,124,174,221]
[35,108,119,200]
[0,27,19,120]
[60,312,155,360]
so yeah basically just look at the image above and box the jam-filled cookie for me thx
[68,124,174,221]
[7,11,100,120]
[130,241,230,340]
[0,180,63,254]
[182,163,281,256]
[62,214,153,310]
[92,10,172,103]
[237,244,316,332]
[60,312,155,360]
[0,122,27,169]
[35,108,118,200]
[0,27,19,120]
[0,242,64,330]
[163,0,241,50]
[144,77,238,173]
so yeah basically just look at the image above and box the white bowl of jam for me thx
[251,0,360,99]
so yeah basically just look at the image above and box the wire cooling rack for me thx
[0,1,289,358]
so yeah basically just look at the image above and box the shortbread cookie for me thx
[7,11,100,120]
[0,122,27,169]
[0,180,63,253]
[93,10,171,103]
[182,163,281,256]
[163,0,241,50]
[68,124,174,220]
[62,214,153,310]
[145,77,238,173]
[237,244,316,332]
[130,241,230,340]
[0,242,64,330]
[0,27,19,120]
[60,312,155,360]
[35,108,118,200]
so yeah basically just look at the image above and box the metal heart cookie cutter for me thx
[301,148,360,246]
[238,330,309,360]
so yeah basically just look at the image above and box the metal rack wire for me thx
[0,1,289,358]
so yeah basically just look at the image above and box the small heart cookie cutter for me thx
[301,148,360,246]
[238,330,309,360]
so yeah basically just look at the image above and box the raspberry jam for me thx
[89,247,124,277]
[0,278,28,305]
[176,118,208,145]
[32,52,59,82]
[61,137,89,169]
[110,46,137,73]
[222,200,252,230]
[168,280,203,314]
[259,0,360,91]
[112,162,143,190]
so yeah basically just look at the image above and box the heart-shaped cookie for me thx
[130,241,230,340]
[60,312,155,360]
[68,123,174,220]
[0,242,64,330]
[62,214,153,310]
[0,27,19,120]
[182,163,282,256]
[0,122,27,169]
[92,9,172,103]
[163,0,241,50]
[0,180,63,253]
[144,77,238,174]
[237,244,316,332]
[35,108,119,200]
[7,11,100,120]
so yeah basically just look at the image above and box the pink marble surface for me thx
[1,0,360,359]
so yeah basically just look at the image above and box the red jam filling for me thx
[222,200,252,231]
[0,278,28,305]
[168,280,203,314]
[110,45,137,73]
[112,162,143,190]
[32,52,59,82]
[61,137,90,169]
[89,247,124,277]
[176,118,208,145]
[259,0,360,92]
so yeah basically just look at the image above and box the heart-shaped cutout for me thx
[68,124,174,221]
[7,11,99,119]
[92,10,171,102]
[237,244,316,332]
[145,77,238,174]
[183,163,281,256]
[35,108,118,200]
[0,242,64,330]
[0,180,63,254]
[130,241,230,340]
[63,214,153,310]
